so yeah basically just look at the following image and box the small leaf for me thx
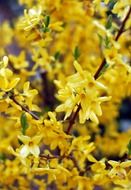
[20,112,28,135]
[104,36,111,48]
[42,27,50,33]
[0,153,6,161]
[42,15,51,33]
[127,140,131,156]
[54,51,61,60]
[98,34,103,46]
[73,46,80,60]
[108,0,117,10]
[106,15,112,29]
[44,15,50,27]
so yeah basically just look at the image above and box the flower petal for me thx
[20,145,30,158]
[29,145,40,157]
[18,135,31,144]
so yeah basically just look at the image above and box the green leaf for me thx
[44,15,50,27]
[41,15,51,33]
[42,27,50,33]
[108,0,117,10]
[54,51,61,60]
[104,36,111,48]
[127,140,131,156]
[0,153,6,161]
[98,34,103,46]
[20,112,28,135]
[106,15,112,29]
[73,46,80,60]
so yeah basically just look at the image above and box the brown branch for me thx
[9,93,39,120]
[94,7,131,79]
[41,70,56,109]
[94,58,106,80]
[66,104,81,134]
[115,7,131,41]
[40,153,82,173]
[40,154,59,160]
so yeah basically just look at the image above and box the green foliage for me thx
[44,15,50,28]
[42,15,50,33]
[73,46,80,60]
[108,0,117,10]
[20,112,28,135]
[106,15,113,29]
[104,36,111,48]
[54,51,61,61]
[127,140,131,156]
[0,153,5,161]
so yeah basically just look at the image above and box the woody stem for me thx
[94,7,131,79]
[9,93,39,120]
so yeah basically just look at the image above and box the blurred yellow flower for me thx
[0,56,20,92]
[18,134,43,157]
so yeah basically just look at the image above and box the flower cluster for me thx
[0,0,131,190]
[56,61,111,124]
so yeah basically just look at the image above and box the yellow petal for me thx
[3,56,8,67]
[18,135,31,144]
[32,135,43,144]
[73,61,84,76]
[90,112,99,124]
[24,81,30,92]
[20,145,30,158]
[120,160,131,168]
[29,145,40,157]
[6,78,20,91]
[87,154,97,162]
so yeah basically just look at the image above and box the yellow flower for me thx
[20,8,42,32]
[22,81,39,111]
[0,56,20,92]
[18,134,43,157]
[108,160,131,188]
[56,61,111,124]
[74,176,93,190]
[108,160,131,179]
[0,22,13,53]
[112,1,130,18]
[9,51,28,69]
[56,85,78,120]
[68,136,96,163]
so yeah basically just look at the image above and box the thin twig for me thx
[40,153,82,173]
[10,93,39,120]
[94,7,131,79]
[115,7,131,41]
[66,104,81,134]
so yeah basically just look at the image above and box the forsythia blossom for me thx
[0,0,131,189]
[56,61,111,124]
[0,56,20,91]
[18,134,43,158]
